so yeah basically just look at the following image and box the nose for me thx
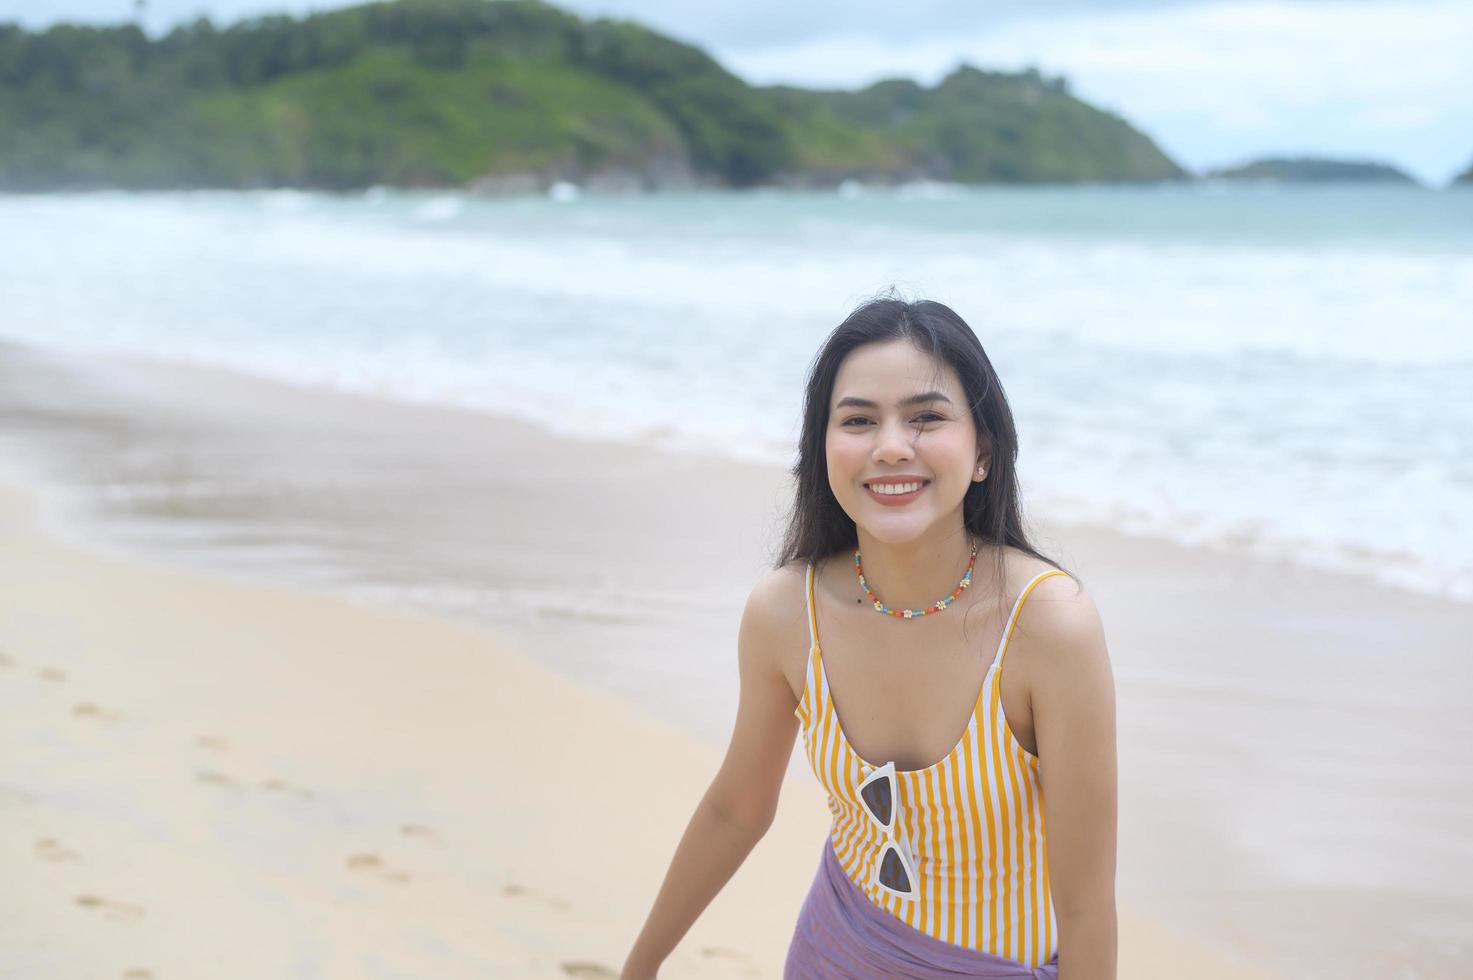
[872,415,915,464]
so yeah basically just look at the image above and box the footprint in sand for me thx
[560,963,617,978]
[73,702,124,724]
[195,769,242,790]
[75,894,145,922]
[38,667,68,683]
[701,946,750,961]
[260,777,315,800]
[194,734,231,752]
[399,823,443,844]
[502,881,569,910]
[34,837,81,862]
[345,852,412,885]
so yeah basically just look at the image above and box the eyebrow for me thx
[833,391,953,410]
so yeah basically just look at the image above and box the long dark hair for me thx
[773,292,1079,633]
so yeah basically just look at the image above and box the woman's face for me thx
[825,340,986,546]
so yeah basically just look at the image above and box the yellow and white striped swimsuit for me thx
[793,561,1069,969]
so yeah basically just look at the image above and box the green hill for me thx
[1205,156,1419,185]
[0,0,1187,191]
[768,67,1183,185]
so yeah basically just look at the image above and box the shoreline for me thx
[3,312,1464,614]
[3,343,1470,976]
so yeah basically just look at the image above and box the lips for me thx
[864,480,930,506]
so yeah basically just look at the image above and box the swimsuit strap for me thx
[805,561,820,652]
[990,569,1071,672]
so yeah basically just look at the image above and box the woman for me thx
[621,297,1117,979]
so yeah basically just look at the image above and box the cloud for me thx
[712,0,1473,183]
[555,0,1383,51]
[0,0,1397,46]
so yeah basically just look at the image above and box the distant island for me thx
[1204,156,1420,185]
[0,0,1187,192]
[1457,159,1473,184]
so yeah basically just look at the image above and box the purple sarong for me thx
[785,836,1061,979]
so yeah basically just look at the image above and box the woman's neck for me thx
[852,525,988,612]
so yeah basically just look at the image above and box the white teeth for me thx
[868,482,924,495]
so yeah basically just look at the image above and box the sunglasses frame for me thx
[856,760,920,902]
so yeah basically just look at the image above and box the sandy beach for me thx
[3,344,1470,978]
[1,481,1272,980]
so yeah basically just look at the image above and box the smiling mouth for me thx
[864,480,930,499]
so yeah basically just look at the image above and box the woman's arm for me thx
[1030,581,1118,980]
[620,570,803,979]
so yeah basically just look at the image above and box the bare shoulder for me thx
[738,561,813,676]
[744,561,810,630]
[1013,560,1110,676]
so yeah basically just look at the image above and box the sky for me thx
[5,0,1471,186]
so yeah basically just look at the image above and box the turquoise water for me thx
[2,183,1470,602]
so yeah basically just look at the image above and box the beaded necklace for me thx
[853,539,980,618]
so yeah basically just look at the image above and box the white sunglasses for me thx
[856,760,920,902]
